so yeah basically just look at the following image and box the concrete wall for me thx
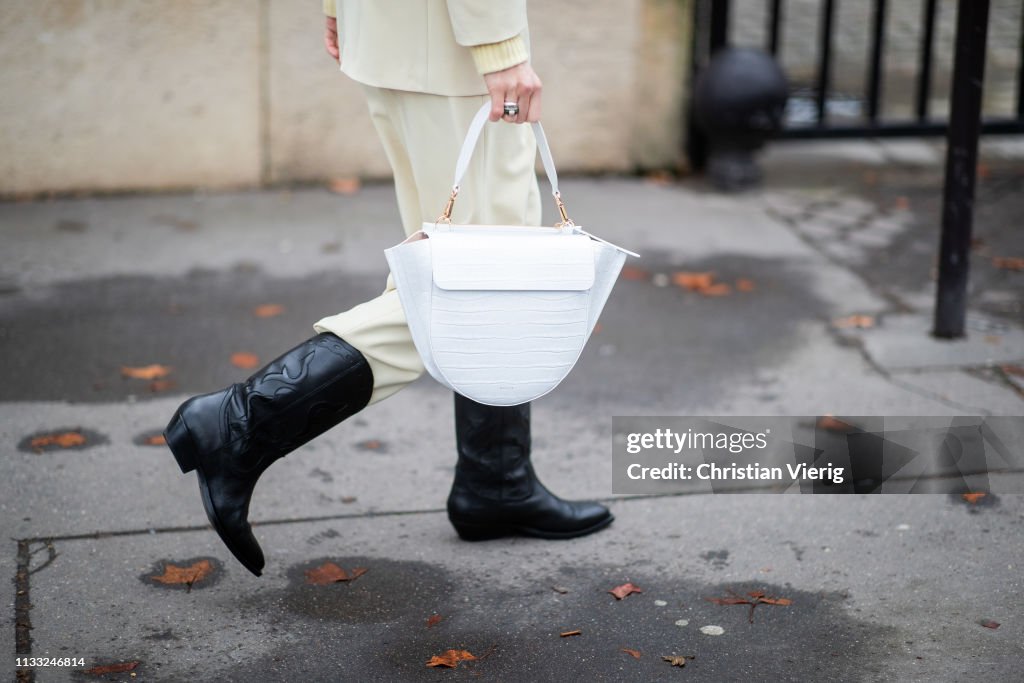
[0,0,691,196]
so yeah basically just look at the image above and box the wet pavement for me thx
[2,140,1023,681]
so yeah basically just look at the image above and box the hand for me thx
[483,62,542,124]
[324,15,339,63]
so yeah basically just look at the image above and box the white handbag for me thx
[384,102,639,406]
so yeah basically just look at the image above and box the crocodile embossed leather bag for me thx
[384,103,638,406]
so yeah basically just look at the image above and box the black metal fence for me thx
[690,0,1024,139]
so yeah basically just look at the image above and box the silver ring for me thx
[503,101,519,117]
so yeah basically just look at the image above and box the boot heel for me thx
[450,520,511,542]
[164,413,199,474]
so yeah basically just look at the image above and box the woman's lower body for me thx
[163,85,613,577]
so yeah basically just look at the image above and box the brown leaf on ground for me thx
[758,596,793,606]
[645,170,674,186]
[148,379,177,393]
[817,415,856,432]
[230,352,261,369]
[735,278,756,292]
[671,271,715,291]
[700,282,732,296]
[662,655,695,667]
[622,648,642,659]
[551,585,569,594]
[1000,364,1024,378]
[706,588,793,623]
[962,492,988,504]
[121,364,172,380]
[425,649,476,668]
[984,335,1002,345]
[894,196,911,211]
[29,431,87,452]
[150,559,215,589]
[621,266,650,281]
[979,619,1000,629]
[992,256,1024,271]
[144,434,167,446]
[84,661,139,675]
[253,303,286,318]
[832,314,875,329]
[426,614,443,628]
[559,630,582,637]
[304,562,368,585]
[329,177,362,195]
[609,582,643,600]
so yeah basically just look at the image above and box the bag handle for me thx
[437,102,573,227]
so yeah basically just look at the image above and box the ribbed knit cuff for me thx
[323,0,336,18]
[469,34,529,75]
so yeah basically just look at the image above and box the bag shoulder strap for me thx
[439,102,573,227]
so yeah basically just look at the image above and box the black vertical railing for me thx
[916,0,939,121]
[865,0,887,123]
[933,0,992,338]
[815,0,835,124]
[767,0,783,56]
[687,0,1024,139]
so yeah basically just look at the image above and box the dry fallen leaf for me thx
[979,619,1000,629]
[304,562,368,585]
[992,256,1024,271]
[329,177,362,195]
[144,434,167,446]
[148,379,177,393]
[426,614,443,628]
[894,196,911,211]
[1000,364,1024,378]
[230,352,261,369]
[426,649,476,668]
[671,271,715,291]
[662,655,695,667]
[29,431,87,452]
[735,278,756,292]
[700,282,732,297]
[621,266,650,281]
[253,303,286,318]
[551,585,569,594]
[962,492,987,504]
[609,582,643,600]
[149,559,215,589]
[121,364,172,380]
[559,630,582,638]
[706,588,793,623]
[84,661,139,675]
[832,314,875,329]
[817,415,856,432]
[622,648,642,659]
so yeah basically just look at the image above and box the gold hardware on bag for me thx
[553,191,574,227]
[436,185,459,225]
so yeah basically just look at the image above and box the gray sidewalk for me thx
[2,142,1022,681]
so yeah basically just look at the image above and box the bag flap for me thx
[430,231,595,291]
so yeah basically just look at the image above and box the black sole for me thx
[451,512,615,542]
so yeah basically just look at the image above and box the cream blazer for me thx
[326,0,530,96]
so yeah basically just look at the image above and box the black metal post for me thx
[866,0,887,123]
[709,0,730,53]
[917,0,938,121]
[816,0,835,125]
[933,0,990,339]
[767,0,783,56]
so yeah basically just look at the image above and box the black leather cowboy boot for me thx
[163,332,373,577]
[447,393,614,540]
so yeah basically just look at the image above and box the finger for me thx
[526,91,542,123]
[515,92,530,124]
[489,89,505,122]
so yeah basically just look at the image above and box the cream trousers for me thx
[313,84,543,404]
